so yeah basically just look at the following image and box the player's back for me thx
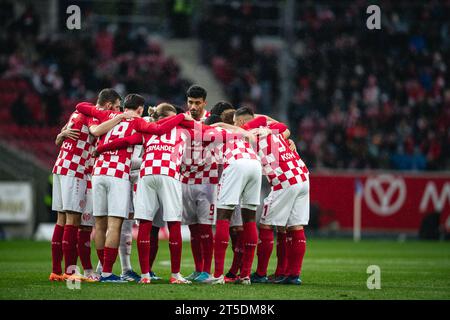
[140,125,188,179]
[258,132,308,191]
[94,116,141,180]
[180,126,219,185]
[213,127,259,168]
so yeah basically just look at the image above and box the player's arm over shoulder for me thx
[89,112,127,137]
[55,122,80,146]
[136,113,186,135]
[268,121,290,139]
[96,132,143,154]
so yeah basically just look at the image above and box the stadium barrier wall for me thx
[0,181,34,239]
[310,171,450,235]
[0,143,48,240]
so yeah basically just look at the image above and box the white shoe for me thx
[240,276,251,285]
[169,273,192,284]
[205,274,225,285]
[84,270,101,282]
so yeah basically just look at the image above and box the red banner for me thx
[310,171,450,232]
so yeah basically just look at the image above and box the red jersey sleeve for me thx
[155,114,179,125]
[76,103,112,122]
[204,127,243,142]
[268,122,288,134]
[179,120,211,131]
[242,116,267,130]
[96,133,143,154]
[87,117,100,128]
[179,121,234,141]
[136,114,185,135]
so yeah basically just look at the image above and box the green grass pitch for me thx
[0,239,449,300]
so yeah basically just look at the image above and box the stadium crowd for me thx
[0,3,191,128]
[198,1,450,171]
[0,1,449,173]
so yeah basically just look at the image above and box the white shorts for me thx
[217,159,262,209]
[182,184,217,225]
[80,187,95,227]
[129,170,139,214]
[131,172,165,227]
[153,208,166,228]
[135,175,183,222]
[92,175,131,219]
[230,205,243,227]
[260,179,310,227]
[52,174,87,214]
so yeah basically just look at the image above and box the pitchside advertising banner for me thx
[310,171,450,233]
[0,182,33,223]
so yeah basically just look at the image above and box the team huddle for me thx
[49,85,309,285]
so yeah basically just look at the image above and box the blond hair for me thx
[148,103,177,121]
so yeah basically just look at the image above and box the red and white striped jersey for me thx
[180,127,220,185]
[258,133,309,191]
[94,116,138,180]
[213,127,259,169]
[180,111,219,184]
[186,109,211,122]
[140,126,188,179]
[76,104,186,181]
[243,117,309,191]
[52,110,96,180]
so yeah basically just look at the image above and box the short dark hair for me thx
[221,109,235,125]
[123,94,145,110]
[234,106,254,118]
[186,85,207,100]
[210,101,234,116]
[174,105,185,114]
[97,88,122,106]
[204,114,222,125]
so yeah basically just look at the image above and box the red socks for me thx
[240,221,258,278]
[51,224,64,274]
[213,220,230,277]
[189,224,203,272]
[256,228,274,277]
[96,249,104,267]
[62,224,78,274]
[137,220,152,274]
[168,221,182,274]
[77,229,92,271]
[149,226,160,272]
[228,229,243,276]
[275,232,287,276]
[102,247,118,274]
[199,224,213,274]
[286,229,306,277]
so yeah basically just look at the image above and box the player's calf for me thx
[254,224,275,280]
[285,226,306,282]
[239,208,258,280]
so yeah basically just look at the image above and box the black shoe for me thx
[281,275,302,285]
[224,272,238,283]
[269,274,288,284]
[250,272,269,283]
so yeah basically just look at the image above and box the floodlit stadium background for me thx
[0,0,449,242]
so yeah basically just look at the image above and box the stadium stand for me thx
[197,2,280,116]
[198,1,450,171]
[0,2,192,170]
